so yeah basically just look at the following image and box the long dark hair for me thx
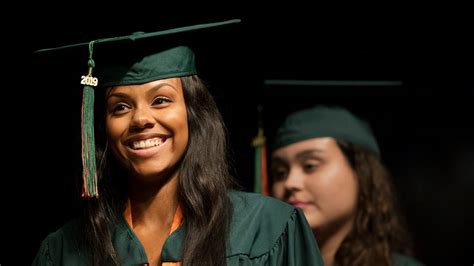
[335,140,414,266]
[82,75,234,265]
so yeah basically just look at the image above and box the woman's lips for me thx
[130,137,165,150]
[125,133,168,146]
[124,134,169,159]
[126,139,167,158]
[290,201,308,209]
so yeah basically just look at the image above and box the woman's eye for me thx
[112,103,130,114]
[303,163,318,173]
[271,167,288,181]
[152,97,171,105]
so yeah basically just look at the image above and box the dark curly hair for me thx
[334,140,414,266]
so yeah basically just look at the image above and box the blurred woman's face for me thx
[105,78,188,181]
[271,137,358,232]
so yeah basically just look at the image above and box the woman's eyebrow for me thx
[146,82,178,97]
[295,149,324,160]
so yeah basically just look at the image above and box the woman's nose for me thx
[284,168,304,191]
[129,107,155,131]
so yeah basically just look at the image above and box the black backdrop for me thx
[5,5,473,265]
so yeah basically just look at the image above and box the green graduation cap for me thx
[35,19,241,198]
[273,105,381,157]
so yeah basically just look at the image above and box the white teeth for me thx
[131,137,163,150]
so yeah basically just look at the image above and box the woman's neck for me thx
[127,172,180,228]
[313,217,355,266]
[125,172,180,265]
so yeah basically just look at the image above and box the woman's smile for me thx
[106,78,189,178]
[126,136,168,158]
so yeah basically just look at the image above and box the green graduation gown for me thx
[33,191,324,265]
[393,253,424,266]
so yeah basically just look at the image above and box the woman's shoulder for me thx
[226,191,322,264]
[228,191,296,232]
[37,218,82,246]
[392,253,425,266]
[32,218,86,265]
[228,190,294,217]
[227,191,296,244]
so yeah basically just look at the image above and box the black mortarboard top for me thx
[35,19,241,198]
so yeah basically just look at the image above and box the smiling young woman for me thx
[105,78,189,181]
[33,20,324,266]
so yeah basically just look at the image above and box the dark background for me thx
[4,4,473,265]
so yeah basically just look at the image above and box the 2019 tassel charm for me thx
[81,42,99,198]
